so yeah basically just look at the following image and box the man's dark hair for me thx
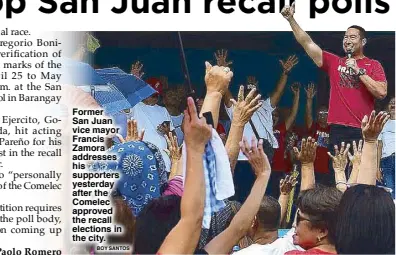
[133,195,181,254]
[297,185,342,245]
[335,184,395,254]
[348,25,366,39]
[257,196,281,231]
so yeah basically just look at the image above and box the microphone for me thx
[346,49,354,75]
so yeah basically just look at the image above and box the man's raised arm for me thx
[281,3,323,67]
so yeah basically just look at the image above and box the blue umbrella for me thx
[96,67,156,108]
[82,84,132,114]
[60,58,107,85]
[59,59,132,114]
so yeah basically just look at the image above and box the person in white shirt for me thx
[224,56,298,162]
[233,196,303,255]
[378,97,395,198]
[129,77,175,172]
[220,53,298,201]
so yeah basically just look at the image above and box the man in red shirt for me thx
[270,83,300,198]
[304,84,331,185]
[281,4,387,182]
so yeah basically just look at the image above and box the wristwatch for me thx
[357,68,366,76]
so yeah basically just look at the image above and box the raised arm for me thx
[204,138,271,255]
[158,98,211,255]
[270,55,299,108]
[278,175,298,223]
[200,61,233,128]
[165,133,183,180]
[304,83,316,130]
[357,111,389,185]
[225,86,262,173]
[281,3,323,67]
[285,82,301,130]
[293,137,317,191]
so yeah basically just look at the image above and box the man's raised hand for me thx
[293,137,317,164]
[214,49,233,67]
[305,83,316,99]
[240,137,271,177]
[281,2,295,21]
[348,140,363,167]
[230,85,262,127]
[328,142,351,171]
[361,111,390,142]
[164,132,182,161]
[280,55,299,74]
[183,97,212,153]
[204,61,233,96]
[116,119,145,143]
[280,175,298,195]
[131,61,145,79]
[291,82,301,95]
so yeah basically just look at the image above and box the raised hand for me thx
[230,85,262,127]
[214,49,233,67]
[348,140,363,167]
[247,76,258,86]
[280,55,299,74]
[183,97,212,153]
[116,119,145,143]
[291,82,301,95]
[361,111,390,142]
[204,61,233,95]
[293,137,317,164]
[280,175,298,195]
[304,83,316,99]
[240,137,271,177]
[281,2,295,21]
[164,132,182,161]
[328,142,351,171]
[131,61,144,78]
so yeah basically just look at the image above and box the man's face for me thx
[143,94,159,106]
[317,107,328,127]
[343,28,363,54]
[163,89,180,107]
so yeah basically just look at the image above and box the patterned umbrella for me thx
[96,67,156,108]
[60,58,106,85]
[59,59,132,114]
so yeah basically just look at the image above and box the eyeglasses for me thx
[296,210,324,226]
[296,211,312,225]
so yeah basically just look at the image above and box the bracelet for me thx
[336,181,349,187]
